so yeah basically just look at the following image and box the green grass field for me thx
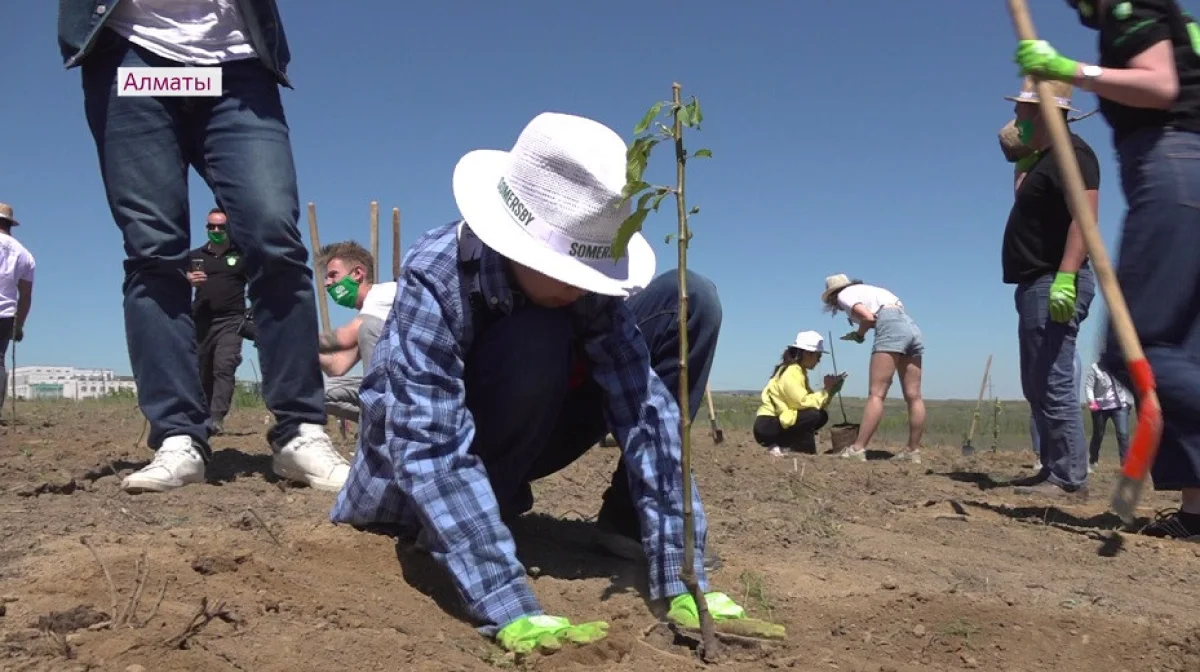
[710,392,1133,457]
[5,388,1132,460]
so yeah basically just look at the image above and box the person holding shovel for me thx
[1016,0,1200,535]
[330,113,778,653]
[0,203,34,424]
[753,330,843,455]
[821,275,926,463]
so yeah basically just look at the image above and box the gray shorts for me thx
[872,307,924,357]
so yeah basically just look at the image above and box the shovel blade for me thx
[1110,474,1146,526]
[712,428,725,444]
[961,441,975,457]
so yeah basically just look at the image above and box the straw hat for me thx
[0,203,18,227]
[1004,77,1080,112]
[821,274,859,304]
[452,112,655,297]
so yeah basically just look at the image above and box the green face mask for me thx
[207,230,228,246]
[1016,119,1035,145]
[328,275,360,308]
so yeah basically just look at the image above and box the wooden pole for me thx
[369,201,380,281]
[306,202,331,333]
[391,207,401,280]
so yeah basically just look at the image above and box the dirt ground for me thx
[2,403,1198,672]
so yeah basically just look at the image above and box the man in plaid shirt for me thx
[330,113,760,653]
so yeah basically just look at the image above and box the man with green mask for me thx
[187,207,252,435]
[313,241,397,423]
[1000,77,1101,498]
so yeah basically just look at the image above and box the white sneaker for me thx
[837,446,867,462]
[893,449,922,465]
[121,435,206,493]
[273,423,350,492]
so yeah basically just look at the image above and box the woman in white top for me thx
[821,274,926,462]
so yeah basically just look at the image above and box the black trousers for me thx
[754,409,829,453]
[197,313,244,422]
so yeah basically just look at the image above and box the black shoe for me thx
[1139,509,1200,541]
[594,497,724,572]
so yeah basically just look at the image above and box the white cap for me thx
[791,330,826,353]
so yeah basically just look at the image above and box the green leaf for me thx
[681,101,697,128]
[625,137,658,185]
[612,208,650,260]
[656,122,674,138]
[691,97,704,126]
[651,190,670,212]
[693,148,712,158]
[689,206,700,215]
[621,180,651,203]
[634,102,664,136]
[665,233,675,244]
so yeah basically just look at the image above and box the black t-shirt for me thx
[1001,134,1101,284]
[1097,0,1200,145]
[189,243,248,319]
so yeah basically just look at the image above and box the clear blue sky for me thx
[2,1,1142,400]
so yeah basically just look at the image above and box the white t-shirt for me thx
[106,0,257,65]
[0,235,35,319]
[836,284,901,325]
[359,282,397,322]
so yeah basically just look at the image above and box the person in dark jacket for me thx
[57,0,347,495]
[1017,0,1200,538]
[188,207,251,436]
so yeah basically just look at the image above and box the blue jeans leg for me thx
[1016,269,1094,489]
[1101,128,1200,490]
[81,34,208,454]
[1112,406,1131,465]
[1089,411,1109,464]
[80,32,325,453]
[199,57,326,448]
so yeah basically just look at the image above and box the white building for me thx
[5,366,137,400]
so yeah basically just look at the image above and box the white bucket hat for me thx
[791,330,826,353]
[452,112,657,297]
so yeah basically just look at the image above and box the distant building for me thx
[5,366,137,400]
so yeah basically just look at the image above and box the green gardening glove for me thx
[496,615,609,655]
[1015,40,1079,83]
[12,324,23,342]
[667,592,786,639]
[840,330,864,344]
[1048,271,1078,323]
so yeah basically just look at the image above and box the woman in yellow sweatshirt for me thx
[754,330,844,454]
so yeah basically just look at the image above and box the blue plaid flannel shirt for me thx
[330,221,708,637]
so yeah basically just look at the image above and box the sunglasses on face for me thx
[206,224,226,231]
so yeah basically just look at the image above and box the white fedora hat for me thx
[791,330,826,353]
[452,112,656,297]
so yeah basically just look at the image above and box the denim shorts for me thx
[872,307,924,356]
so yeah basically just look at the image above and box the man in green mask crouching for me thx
[314,241,397,424]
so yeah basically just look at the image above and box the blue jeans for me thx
[1016,268,1094,489]
[872,306,924,356]
[80,31,325,455]
[1101,128,1200,490]
[1029,349,1081,458]
[1090,407,1131,465]
[462,270,721,526]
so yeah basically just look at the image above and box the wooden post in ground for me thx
[391,207,401,280]
[306,202,331,334]
[369,201,380,281]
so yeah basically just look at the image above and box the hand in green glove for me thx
[496,615,609,655]
[1015,40,1079,83]
[1015,150,1041,174]
[667,592,786,639]
[12,324,23,342]
[1048,271,1078,323]
[840,331,864,344]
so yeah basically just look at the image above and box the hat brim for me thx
[0,216,17,227]
[452,149,656,298]
[1004,94,1080,113]
[821,284,850,304]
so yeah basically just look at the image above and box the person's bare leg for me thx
[898,355,926,451]
[852,352,898,451]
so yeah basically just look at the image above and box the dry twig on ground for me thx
[164,597,239,649]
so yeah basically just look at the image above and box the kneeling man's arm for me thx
[383,270,542,635]
[582,300,708,603]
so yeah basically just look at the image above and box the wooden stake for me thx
[391,207,401,280]
[306,202,331,333]
[369,201,380,281]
